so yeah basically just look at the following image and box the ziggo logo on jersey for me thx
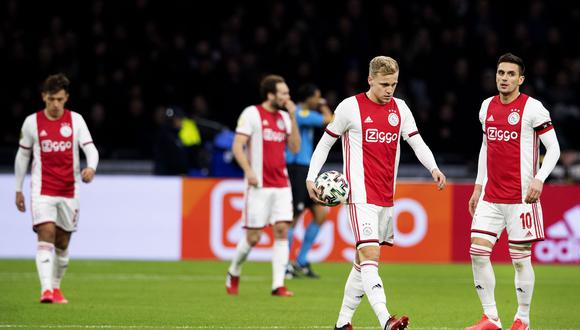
[365,129,398,143]
[41,140,72,152]
[487,127,519,141]
[263,128,285,142]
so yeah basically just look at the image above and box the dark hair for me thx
[296,83,319,102]
[260,74,285,100]
[42,73,70,94]
[497,53,525,75]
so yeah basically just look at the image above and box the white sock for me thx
[36,241,55,292]
[336,263,364,327]
[360,260,390,329]
[228,237,252,276]
[52,248,69,289]
[510,248,534,324]
[470,244,499,320]
[272,239,289,290]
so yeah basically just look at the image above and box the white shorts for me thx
[31,195,80,232]
[242,186,293,229]
[471,200,544,244]
[347,203,394,249]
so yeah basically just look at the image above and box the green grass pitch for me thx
[0,259,578,329]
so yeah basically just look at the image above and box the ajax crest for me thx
[60,123,72,137]
[388,113,399,126]
[508,111,520,125]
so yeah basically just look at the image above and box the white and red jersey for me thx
[479,93,553,204]
[235,105,292,188]
[18,109,95,198]
[325,93,419,206]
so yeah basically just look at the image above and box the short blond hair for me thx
[369,56,399,77]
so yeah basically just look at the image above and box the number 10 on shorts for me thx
[520,212,532,229]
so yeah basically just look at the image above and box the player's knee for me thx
[509,243,532,269]
[36,223,57,243]
[55,231,72,250]
[246,231,261,246]
[246,237,259,246]
[272,222,289,239]
[358,245,380,262]
[469,243,492,265]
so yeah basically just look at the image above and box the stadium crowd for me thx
[1,0,578,179]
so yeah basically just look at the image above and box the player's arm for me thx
[285,100,300,153]
[406,134,446,190]
[525,128,560,204]
[469,135,487,216]
[232,133,257,186]
[15,147,31,212]
[306,132,337,203]
[15,117,33,212]
[306,100,349,203]
[77,115,99,183]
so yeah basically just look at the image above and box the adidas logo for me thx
[487,115,495,122]
[40,130,48,137]
[262,120,268,126]
[355,294,365,299]
[371,283,382,290]
[516,287,525,293]
[525,231,533,238]
[535,205,580,263]
[475,285,484,290]
[364,116,373,123]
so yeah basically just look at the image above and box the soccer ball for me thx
[314,170,350,206]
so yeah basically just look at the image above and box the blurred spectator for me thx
[153,107,189,176]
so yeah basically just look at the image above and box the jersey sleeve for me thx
[399,100,419,141]
[478,102,486,133]
[324,100,350,138]
[530,101,554,135]
[19,115,35,149]
[235,107,255,136]
[281,111,292,135]
[297,109,324,127]
[75,114,94,146]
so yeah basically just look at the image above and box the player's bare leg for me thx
[36,222,57,303]
[226,228,261,295]
[509,243,533,329]
[52,227,72,304]
[272,221,293,297]
[466,237,502,330]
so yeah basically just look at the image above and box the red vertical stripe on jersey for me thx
[483,94,529,204]
[349,203,360,241]
[243,186,250,228]
[533,132,539,177]
[344,131,352,203]
[256,105,289,188]
[37,110,75,198]
[356,93,399,206]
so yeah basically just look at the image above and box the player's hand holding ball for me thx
[81,167,95,183]
[306,180,324,204]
